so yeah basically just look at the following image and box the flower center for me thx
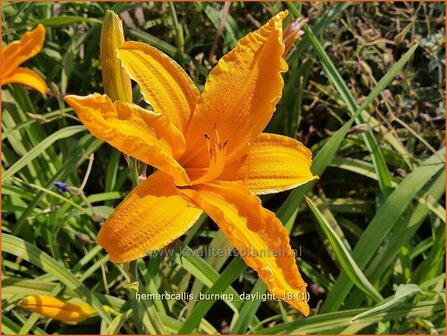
[186,126,228,185]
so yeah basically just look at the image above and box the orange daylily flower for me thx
[18,295,96,323]
[1,24,48,95]
[65,11,316,316]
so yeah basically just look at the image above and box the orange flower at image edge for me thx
[0,24,48,95]
[65,11,317,316]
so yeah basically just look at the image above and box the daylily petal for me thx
[17,295,95,322]
[65,93,190,185]
[181,180,310,316]
[220,133,317,194]
[97,171,202,263]
[118,41,200,134]
[1,67,48,95]
[181,11,288,168]
[1,23,46,78]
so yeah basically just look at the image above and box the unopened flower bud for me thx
[100,10,132,102]
[18,295,96,323]
[283,18,307,58]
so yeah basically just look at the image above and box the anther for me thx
[188,127,227,186]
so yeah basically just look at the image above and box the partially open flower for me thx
[17,295,96,323]
[100,9,132,102]
[283,18,307,58]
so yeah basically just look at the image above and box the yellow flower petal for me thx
[181,11,288,168]
[181,180,310,316]
[221,133,318,194]
[97,171,202,263]
[17,295,95,323]
[64,93,190,186]
[1,23,46,78]
[1,67,48,95]
[118,41,200,134]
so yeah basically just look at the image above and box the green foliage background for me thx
[2,1,445,334]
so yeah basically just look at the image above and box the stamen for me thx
[186,128,229,185]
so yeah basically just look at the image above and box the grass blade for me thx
[306,197,383,302]
[179,257,246,333]
[230,279,267,334]
[255,301,443,334]
[304,26,419,197]
[2,234,112,324]
[322,148,445,313]
[277,43,418,228]
[350,284,422,322]
[3,125,85,181]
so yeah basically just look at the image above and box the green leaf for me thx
[350,284,423,322]
[172,245,242,312]
[178,257,246,333]
[2,315,22,335]
[277,43,419,228]
[2,234,112,324]
[230,279,267,334]
[287,2,351,63]
[255,301,443,334]
[202,3,238,48]
[127,28,178,57]
[104,310,132,334]
[3,125,85,181]
[412,222,446,283]
[322,148,445,312]
[306,197,383,302]
[303,26,418,197]
[345,169,445,309]
[36,16,102,26]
